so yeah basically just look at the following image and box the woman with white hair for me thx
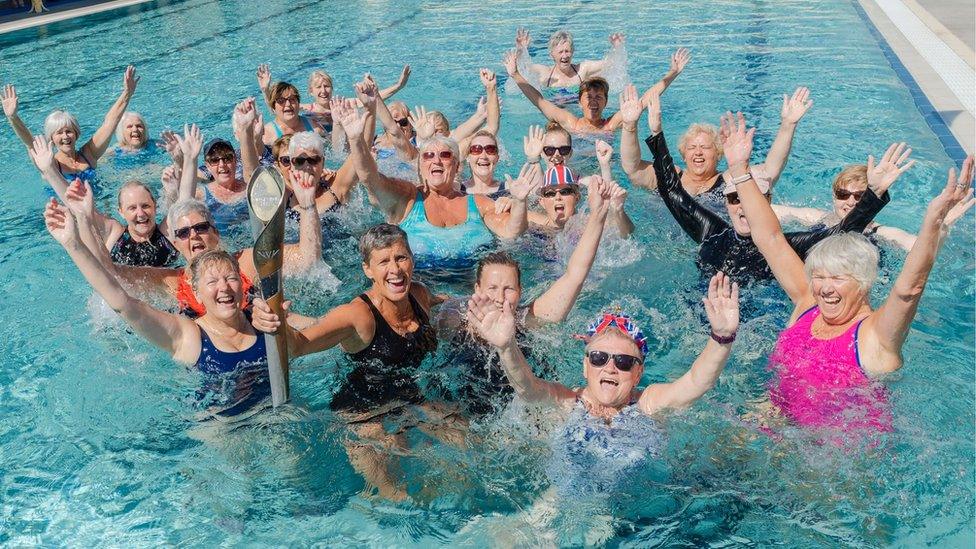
[511,28,626,105]
[282,130,358,215]
[333,87,537,270]
[3,66,139,195]
[725,114,975,433]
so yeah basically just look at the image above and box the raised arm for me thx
[451,97,488,142]
[758,87,813,184]
[638,272,738,415]
[333,98,415,222]
[480,68,500,136]
[45,201,196,361]
[617,84,655,188]
[232,97,261,182]
[503,50,578,130]
[864,157,975,374]
[726,113,810,305]
[366,78,418,160]
[84,66,139,161]
[579,33,626,77]
[256,64,274,110]
[176,124,203,201]
[468,293,576,404]
[640,48,690,103]
[481,162,540,238]
[378,65,411,100]
[526,176,611,326]
[2,84,35,147]
[281,170,323,274]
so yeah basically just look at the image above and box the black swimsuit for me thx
[110,226,180,267]
[329,292,439,414]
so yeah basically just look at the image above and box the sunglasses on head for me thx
[291,156,322,168]
[394,118,410,127]
[542,145,572,156]
[542,187,576,198]
[586,350,642,371]
[834,189,865,201]
[174,221,213,240]
[206,153,235,165]
[421,150,454,160]
[469,144,498,155]
[276,155,291,167]
[275,95,299,105]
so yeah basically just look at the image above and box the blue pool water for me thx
[0,0,973,545]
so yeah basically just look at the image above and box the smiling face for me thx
[309,75,333,107]
[540,186,579,226]
[204,146,238,187]
[290,146,323,182]
[549,40,574,67]
[579,87,607,119]
[388,103,414,138]
[809,270,868,325]
[466,134,499,180]
[419,143,459,192]
[118,185,157,239]
[121,116,147,148]
[475,264,522,310]
[52,126,79,154]
[172,211,220,261]
[582,330,644,409]
[193,261,243,321]
[274,90,300,122]
[680,132,721,178]
[542,131,572,168]
[362,240,414,302]
[833,182,867,219]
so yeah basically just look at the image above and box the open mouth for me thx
[386,276,407,293]
[190,241,207,253]
[215,294,235,305]
[476,158,491,167]
[821,294,841,305]
[599,378,620,390]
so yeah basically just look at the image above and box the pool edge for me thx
[854,0,974,163]
[0,0,154,35]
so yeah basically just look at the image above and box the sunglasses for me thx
[206,153,235,165]
[586,350,642,371]
[276,155,291,167]
[421,150,454,160]
[291,156,322,168]
[469,144,498,155]
[542,145,572,156]
[834,189,865,201]
[394,118,410,127]
[275,95,299,105]
[174,221,213,240]
[541,187,576,198]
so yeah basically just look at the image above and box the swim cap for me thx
[576,311,648,356]
[539,165,577,194]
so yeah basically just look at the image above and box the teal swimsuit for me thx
[399,191,495,270]
[270,114,315,138]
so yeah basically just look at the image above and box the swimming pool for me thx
[0,0,973,545]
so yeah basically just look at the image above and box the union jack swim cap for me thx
[542,165,576,189]
[576,312,649,356]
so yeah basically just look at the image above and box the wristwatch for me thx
[710,331,736,344]
[729,172,753,186]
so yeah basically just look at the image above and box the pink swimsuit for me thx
[768,306,892,433]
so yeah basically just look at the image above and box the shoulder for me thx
[409,282,436,311]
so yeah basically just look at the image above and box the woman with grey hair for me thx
[725,114,975,434]
[285,130,358,215]
[3,66,139,195]
[251,223,449,500]
[333,88,538,270]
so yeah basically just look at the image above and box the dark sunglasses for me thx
[421,150,454,160]
[469,144,498,155]
[275,95,299,105]
[541,187,576,198]
[276,155,291,167]
[291,156,322,168]
[542,145,572,156]
[586,350,642,371]
[394,118,410,127]
[206,153,235,164]
[834,189,865,201]
[174,221,213,240]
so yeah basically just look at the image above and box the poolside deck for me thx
[0,0,152,34]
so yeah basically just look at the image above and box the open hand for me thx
[722,111,754,170]
[408,105,435,140]
[781,86,813,124]
[618,84,643,124]
[929,155,975,230]
[515,27,531,49]
[63,180,96,221]
[467,292,516,349]
[2,84,18,118]
[670,47,691,74]
[506,162,543,201]
[331,97,366,137]
[177,123,203,159]
[122,65,139,95]
[502,50,518,77]
[703,271,739,339]
[44,199,78,246]
[522,124,544,159]
[609,33,625,48]
[256,64,272,90]
[867,142,914,195]
[28,135,55,172]
[160,130,183,164]
[396,65,411,88]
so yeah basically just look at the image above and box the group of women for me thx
[6,26,974,505]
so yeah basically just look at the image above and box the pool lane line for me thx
[0,0,215,54]
[851,0,968,165]
[23,0,333,105]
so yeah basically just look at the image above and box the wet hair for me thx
[116,180,156,209]
[114,112,147,145]
[476,251,522,287]
[359,223,411,263]
[166,199,217,240]
[44,110,81,141]
[189,249,240,291]
[548,30,574,53]
[288,131,325,157]
[543,121,573,146]
[832,164,869,192]
[272,134,293,160]
[429,111,450,135]
[307,70,333,92]
[677,123,723,158]
[269,81,301,107]
[804,232,879,291]
[578,77,609,101]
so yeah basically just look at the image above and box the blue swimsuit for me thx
[399,192,495,270]
[55,150,100,196]
[270,114,315,138]
[202,185,250,233]
[195,327,271,418]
